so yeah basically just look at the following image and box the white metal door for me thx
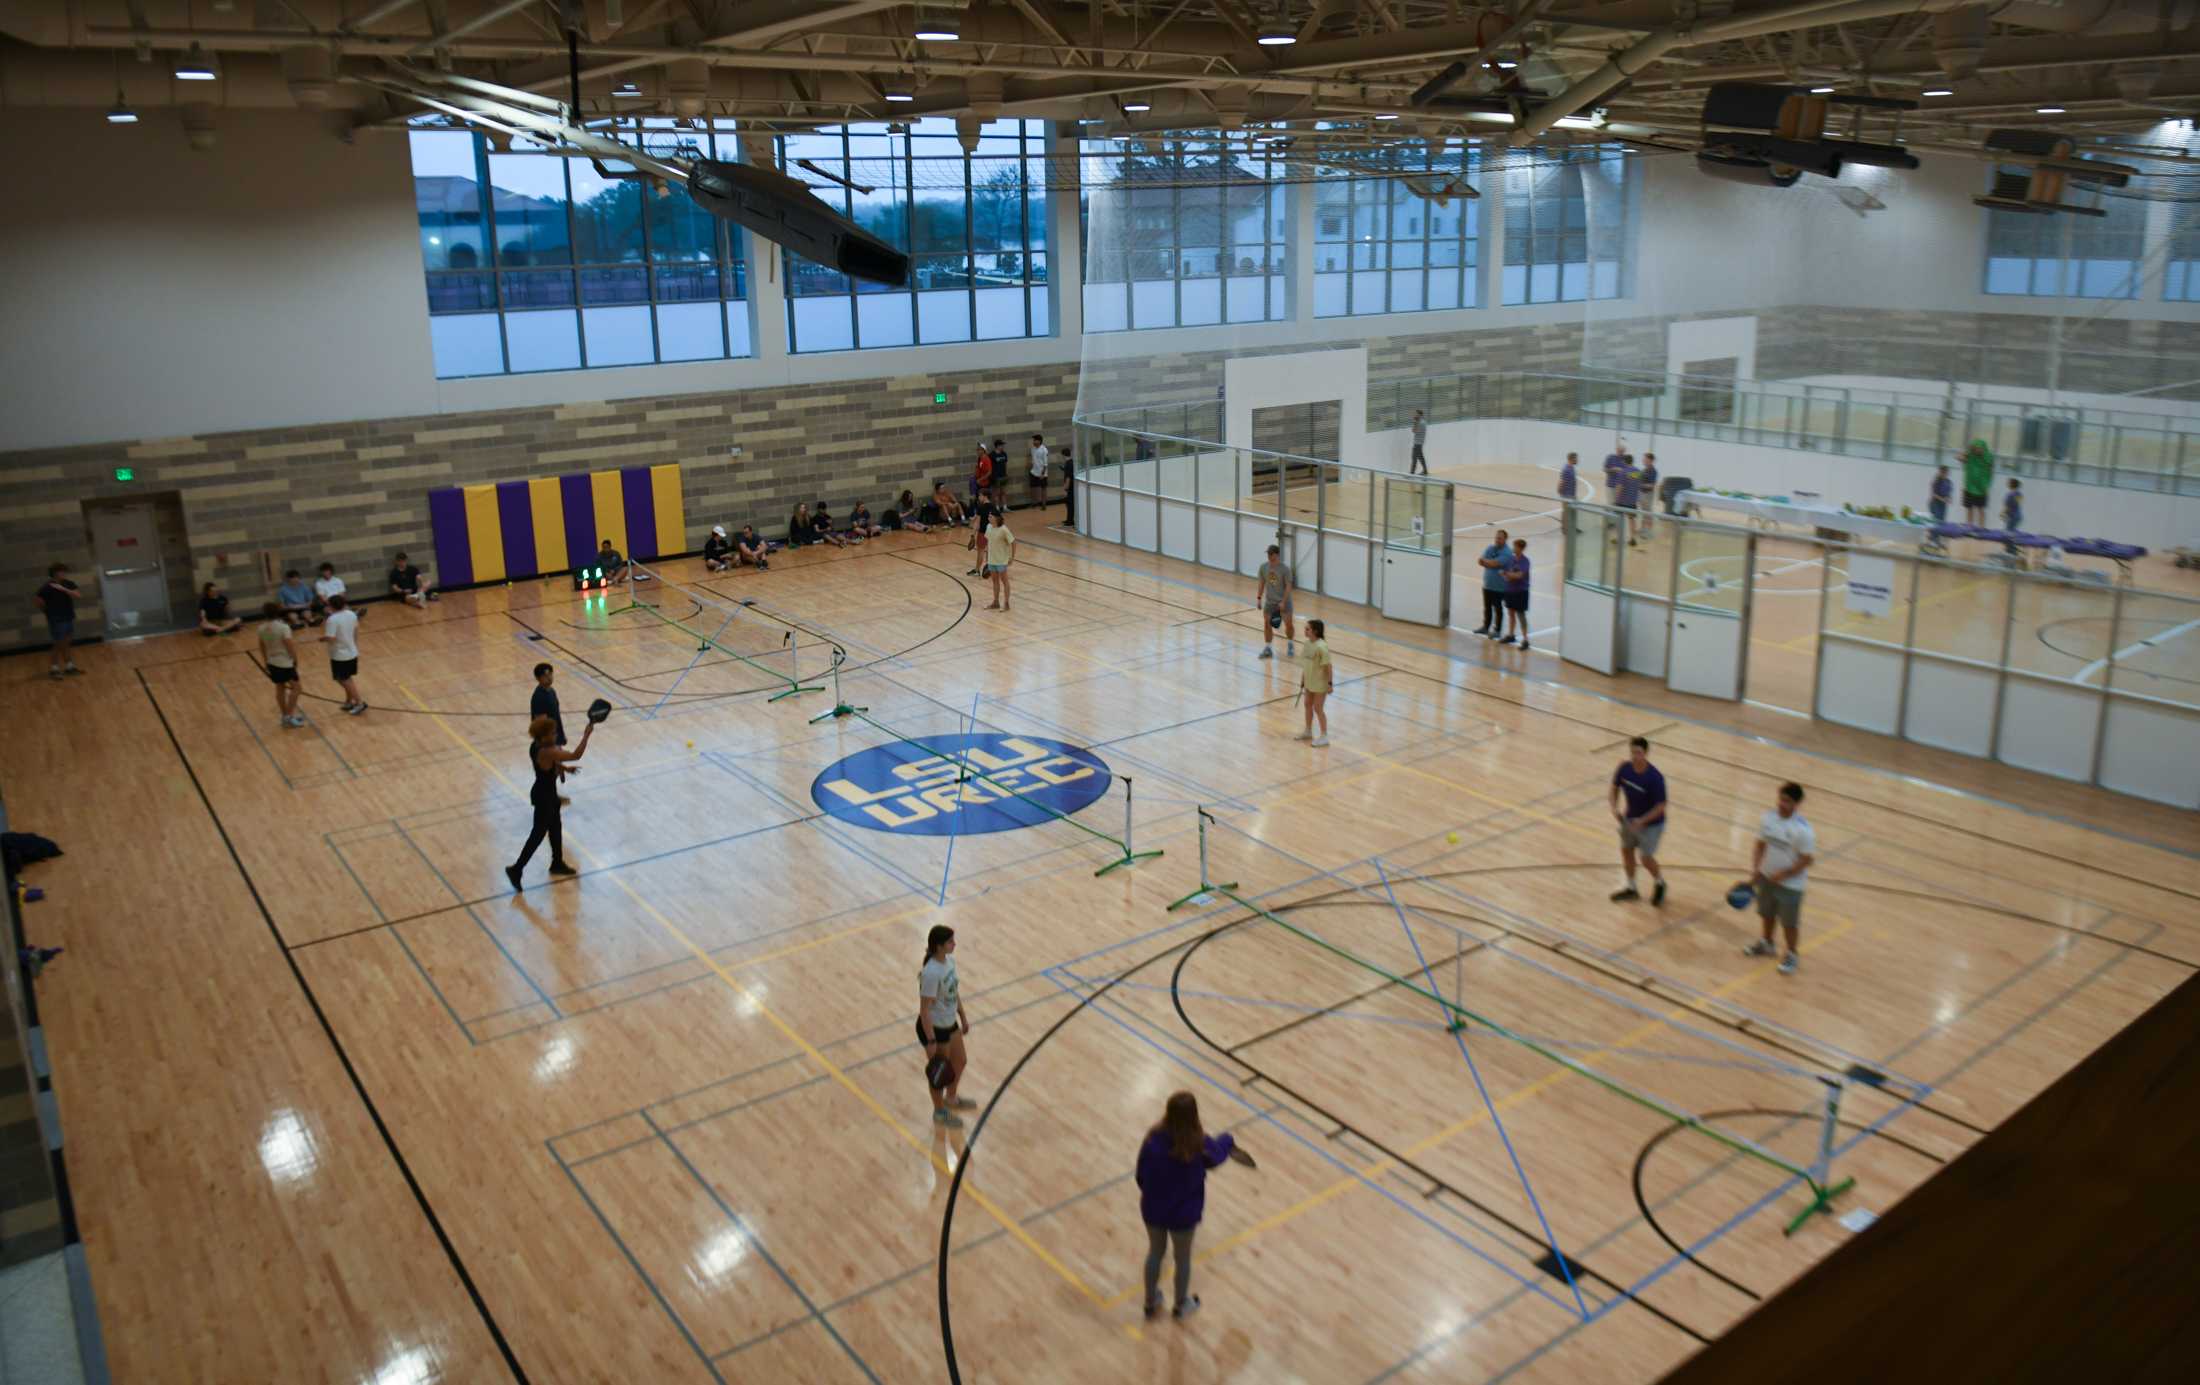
[86,502,170,636]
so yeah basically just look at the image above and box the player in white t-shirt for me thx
[1028,433,1051,509]
[1744,782,1814,975]
[312,563,347,607]
[317,594,367,716]
[917,925,977,1127]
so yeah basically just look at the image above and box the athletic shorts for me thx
[329,657,359,681]
[1928,500,1948,522]
[45,617,73,641]
[987,563,1009,575]
[1264,601,1291,623]
[1756,882,1804,929]
[1619,821,1664,856]
[265,664,298,685]
[1961,489,1987,509]
[1504,590,1529,612]
[916,1020,960,1047]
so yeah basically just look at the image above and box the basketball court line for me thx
[135,671,534,1382]
[395,680,1139,1339]
[1452,910,2162,1385]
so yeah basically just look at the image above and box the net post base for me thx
[769,684,826,703]
[1094,849,1164,879]
[1166,881,1237,910]
[808,701,867,724]
[1782,1176,1856,1237]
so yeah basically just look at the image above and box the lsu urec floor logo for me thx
[811,733,1112,836]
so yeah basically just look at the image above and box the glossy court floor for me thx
[5,515,2197,1384]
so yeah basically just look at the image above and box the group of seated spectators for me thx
[197,553,440,637]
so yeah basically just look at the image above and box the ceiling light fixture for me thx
[883,86,914,103]
[174,43,219,81]
[1257,26,1297,46]
[1809,86,1835,94]
[912,7,960,41]
[1121,100,1152,113]
[1922,88,1953,97]
[1374,112,1399,120]
[1494,60,1517,70]
[107,97,139,124]
[2036,105,2066,114]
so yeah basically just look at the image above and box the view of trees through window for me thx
[1080,137,1290,330]
[779,118,1050,353]
[410,122,752,378]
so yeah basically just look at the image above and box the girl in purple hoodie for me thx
[1136,1091,1255,1320]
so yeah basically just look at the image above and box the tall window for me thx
[2162,200,2200,302]
[1313,145,1479,317]
[781,118,1049,353]
[409,122,752,378]
[1080,138,1289,330]
[1983,178,2146,298]
[1501,145,1628,305]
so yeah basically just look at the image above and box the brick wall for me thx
[6,306,2140,650]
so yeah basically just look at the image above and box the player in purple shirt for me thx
[1929,465,1953,523]
[1615,461,1644,545]
[1557,452,1579,500]
[1136,1092,1254,1321]
[1609,736,1668,905]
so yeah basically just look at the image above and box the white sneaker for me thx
[1310,736,1329,747]
[1743,938,1776,958]
[1292,731,1312,742]
[1779,953,1799,975]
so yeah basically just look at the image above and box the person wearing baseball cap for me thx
[703,524,734,572]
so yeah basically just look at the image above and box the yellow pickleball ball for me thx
[1447,832,1459,845]
[686,740,695,749]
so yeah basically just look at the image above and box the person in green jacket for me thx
[1960,440,1994,526]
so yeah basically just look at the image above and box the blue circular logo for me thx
[811,733,1112,836]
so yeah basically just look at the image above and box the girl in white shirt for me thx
[918,925,977,1127]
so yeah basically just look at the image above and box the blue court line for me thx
[1210,816,1846,1089]
[1373,910,2159,1383]
[643,1111,884,1384]
[937,693,979,906]
[1055,968,1822,1079]
[548,1140,727,1384]
[391,819,561,1020]
[649,608,741,716]
[1038,967,1577,1317]
[1401,868,1911,1084]
[1378,859,1589,1319]
[215,679,301,790]
[320,830,389,926]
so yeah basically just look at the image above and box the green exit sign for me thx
[933,391,949,405]
[113,467,136,482]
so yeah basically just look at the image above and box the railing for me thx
[1367,369,2200,495]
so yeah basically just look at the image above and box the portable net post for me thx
[1783,1076,1857,1236]
[1165,807,1238,909]
[1094,775,1163,877]
[807,646,867,723]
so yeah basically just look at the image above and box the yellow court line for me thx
[395,684,1136,1337]
[1099,912,1860,1307]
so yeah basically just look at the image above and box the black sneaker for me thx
[1610,886,1640,902]
[1652,879,1667,907]
[505,865,523,892]
[548,861,578,877]
[1173,1296,1202,1321]
[1499,635,1516,645]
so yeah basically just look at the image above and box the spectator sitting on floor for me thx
[812,503,852,548]
[703,525,735,572]
[736,524,771,569]
[389,552,438,607]
[198,581,243,636]
[848,501,884,539]
[890,490,930,533]
[277,569,319,627]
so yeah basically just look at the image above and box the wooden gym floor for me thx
[3,514,2196,1383]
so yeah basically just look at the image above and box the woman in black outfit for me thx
[506,714,592,890]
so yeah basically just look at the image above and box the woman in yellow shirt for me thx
[1296,618,1331,747]
[984,512,1015,611]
